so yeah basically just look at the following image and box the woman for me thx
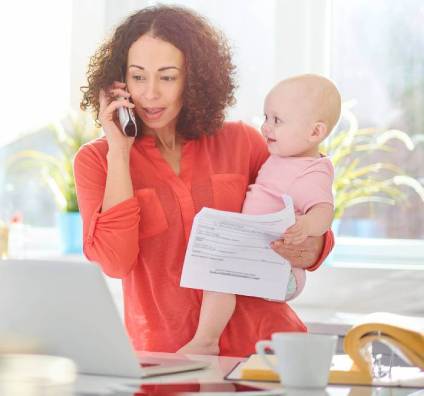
[76,5,334,357]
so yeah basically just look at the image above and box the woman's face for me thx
[126,34,185,135]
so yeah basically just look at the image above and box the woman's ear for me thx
[309,122,328,142]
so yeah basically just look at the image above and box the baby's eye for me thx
[264,114,268,121]
[274,116,282,124]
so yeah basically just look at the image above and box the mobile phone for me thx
[118,104,138,137]
[117,72,138,137]
[132,382,283,395]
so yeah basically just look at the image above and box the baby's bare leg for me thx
[177,291,236,355]
[195,291,236,342]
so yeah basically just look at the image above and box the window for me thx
[330,0,424,241]
[0,0,105,228]
[0,0,72,226]
[143,0,424,266]
[0,0,72,146]
[3,0,423,267]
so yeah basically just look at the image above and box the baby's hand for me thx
[282,215,310,245]
[176,337,220,356]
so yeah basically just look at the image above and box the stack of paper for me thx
[180,196,295,301]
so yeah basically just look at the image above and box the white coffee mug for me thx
[256,333,337,388]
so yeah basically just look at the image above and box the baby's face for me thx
[261,83,318,157]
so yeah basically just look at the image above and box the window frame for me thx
[273,0,424,269]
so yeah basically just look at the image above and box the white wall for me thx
[70,0,331,124]
[70,0,107,111]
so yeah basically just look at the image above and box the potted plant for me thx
[9,110,101,253]
[321,102,424,234]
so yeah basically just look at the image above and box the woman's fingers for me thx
[271,241,299,264]
[107,100,134,118]
[271,236,323,269]
[101,82,128,101]
[108,88,131,99]
[97,83,136,151]
[291,236,307,245]
[112,80,127,88]
[99,97,134,122]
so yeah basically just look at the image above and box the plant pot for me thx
[56,211,82,254]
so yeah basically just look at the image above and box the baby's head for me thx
[262,74,341,157]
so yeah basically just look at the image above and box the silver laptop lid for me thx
[0,259,141,377]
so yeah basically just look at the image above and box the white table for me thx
[68,352,423,395]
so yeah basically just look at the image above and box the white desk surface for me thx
[3,255,422,394]
[68,351,423,396]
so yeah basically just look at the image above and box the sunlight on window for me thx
[0,0,72,146]
[330,0,424,240]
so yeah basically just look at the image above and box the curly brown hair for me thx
[80,5,236,138]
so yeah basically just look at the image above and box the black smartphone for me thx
[118,72,138,137]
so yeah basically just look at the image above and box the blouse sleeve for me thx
[307,229,335,272]
[73,143,140,278]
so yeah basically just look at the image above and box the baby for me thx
[178,74,340,355]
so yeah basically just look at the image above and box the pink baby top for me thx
[242,154,334,299]
[243,154,334,216]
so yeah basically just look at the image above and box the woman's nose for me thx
[143,79,160,100]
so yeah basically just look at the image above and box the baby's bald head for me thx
[269,74,341,134]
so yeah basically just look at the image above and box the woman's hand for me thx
[271,234,324,269]
[98,81,136,154]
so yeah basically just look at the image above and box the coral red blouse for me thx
[74,121,334,357]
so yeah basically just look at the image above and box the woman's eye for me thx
[132,75,145,81]
[161,76,177,81]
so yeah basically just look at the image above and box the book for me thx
[226,312,424,388]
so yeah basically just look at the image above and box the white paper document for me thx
[180,195,295,300]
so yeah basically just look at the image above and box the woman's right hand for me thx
[98,81,136,154]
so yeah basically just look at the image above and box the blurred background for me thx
[0,0,423,266]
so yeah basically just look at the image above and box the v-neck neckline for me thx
[134,134,196,186]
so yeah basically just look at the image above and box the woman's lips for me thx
[141,107,166,121]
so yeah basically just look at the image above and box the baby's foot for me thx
[177,338,220,355]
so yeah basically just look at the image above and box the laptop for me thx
[0,259,209,378]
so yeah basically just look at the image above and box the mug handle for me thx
[255,340,277,371]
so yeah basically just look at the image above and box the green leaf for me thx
[7,111,101,212]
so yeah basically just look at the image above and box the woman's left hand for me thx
[271,235,324,269]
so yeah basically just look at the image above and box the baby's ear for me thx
[309,122,328,142]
